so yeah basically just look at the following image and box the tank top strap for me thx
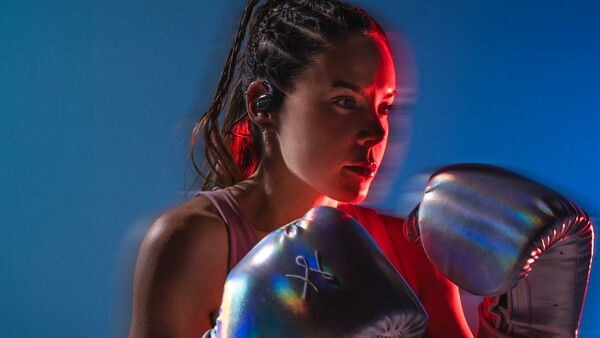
[196,189,260,272]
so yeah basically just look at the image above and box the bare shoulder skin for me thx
[129,196,228,338]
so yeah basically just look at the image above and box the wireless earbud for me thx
[256,80,281,112]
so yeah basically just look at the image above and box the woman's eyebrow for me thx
[331,80,361,93]
[331,80,397,99]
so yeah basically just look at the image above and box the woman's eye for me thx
[335,97,356,110]
[379,104,394,116]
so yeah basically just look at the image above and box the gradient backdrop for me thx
[2,0,599,336]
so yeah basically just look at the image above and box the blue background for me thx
[2,0,598,336]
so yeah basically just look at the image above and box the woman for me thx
[130,0,473,336]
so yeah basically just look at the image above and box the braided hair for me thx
[191,0,390,190]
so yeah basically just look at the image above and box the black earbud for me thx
[256,80,281,112]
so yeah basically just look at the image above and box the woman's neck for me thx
[228,165,338,234]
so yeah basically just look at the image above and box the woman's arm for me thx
[129,202,228,338]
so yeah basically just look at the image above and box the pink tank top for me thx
[196,189,260,272]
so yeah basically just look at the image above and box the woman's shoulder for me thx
[145,195,225,248]
[130,195,229,336]
[139,195,232,276]
[137,193,230,270]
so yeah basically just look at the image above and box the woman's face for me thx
[274,33,397,203]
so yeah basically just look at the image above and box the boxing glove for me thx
[404,163,593,337]
[206,206,428,338]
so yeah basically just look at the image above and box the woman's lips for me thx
[344,162,378,178]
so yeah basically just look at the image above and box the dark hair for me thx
[191,0,389,190]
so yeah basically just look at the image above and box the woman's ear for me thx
[245,80,279,127]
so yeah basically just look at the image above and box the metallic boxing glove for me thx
[405,163,594,337]
[207,206,428,338]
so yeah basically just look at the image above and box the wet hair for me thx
[191,0,389,190]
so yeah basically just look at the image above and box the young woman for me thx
[130,0,473,336]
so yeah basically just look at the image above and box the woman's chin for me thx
[332,185,371,204]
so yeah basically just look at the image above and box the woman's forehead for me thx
[299,34,396,93]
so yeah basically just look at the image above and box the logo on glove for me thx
[284,250,336,300]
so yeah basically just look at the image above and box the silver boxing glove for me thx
[208,206,428,338]
[405,163,594,337]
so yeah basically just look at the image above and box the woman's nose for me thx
[357,109,387,147]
